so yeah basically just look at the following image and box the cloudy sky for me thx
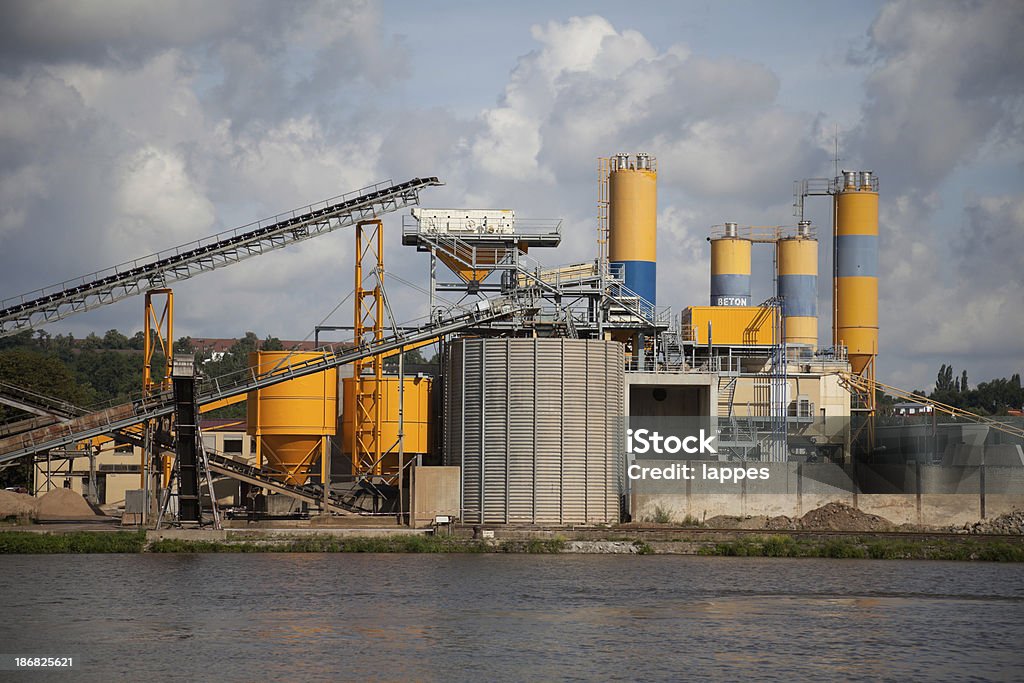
[0,0,1021,391]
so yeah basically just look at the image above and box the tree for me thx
[129,331,147,350]
[262,336,285,351]
[173,336,195,354]
[936,364,955,392]
[0,349,95,489]
[383,347,435,373]
[960,369,968,393]
[102,329,130,349]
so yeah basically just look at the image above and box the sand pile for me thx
[35,488,100,520]
[0,489,36,521]
[798,502,893,532]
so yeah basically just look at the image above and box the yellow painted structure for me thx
[247,351,337,486]
[834,173,878,375]
[776,236,818,347]
[609,167,657,263]
[710,236,752,306]
[681,306,777,346]
[608,154,657,305]
[437,245,508,284]
[341,375,431,475]
[710,238,751,276]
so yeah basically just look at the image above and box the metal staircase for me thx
[0,177,442,337]
[661,331,684,370]
[717,375,737,418]
[0,296,532,464]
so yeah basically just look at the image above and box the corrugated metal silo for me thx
[444,338,625,525]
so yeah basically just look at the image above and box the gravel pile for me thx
[954,510,1024,535]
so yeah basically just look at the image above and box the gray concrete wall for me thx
[631,462,1024,527]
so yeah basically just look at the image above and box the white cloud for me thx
[852,0,1024,191]
[114,145,215,252]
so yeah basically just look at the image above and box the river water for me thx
[0,554,1021,681]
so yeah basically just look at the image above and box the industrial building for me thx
[0,161,1021,529]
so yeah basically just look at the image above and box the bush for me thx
[650,505,672,524]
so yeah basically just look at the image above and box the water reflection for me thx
[0,554,1021,681]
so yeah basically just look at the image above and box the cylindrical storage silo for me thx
[777,224,818,348]
[444,338,624,525]
[340,375,431,476]
[247,352,338,486]
[609,153,657,306]
[834,170,879,374]
[710,223,751,306]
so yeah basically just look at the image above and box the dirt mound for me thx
[35,489,100,520]
[799,502,893,532]
[0,490,36,521]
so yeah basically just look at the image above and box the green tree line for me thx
[910,363,1024,416]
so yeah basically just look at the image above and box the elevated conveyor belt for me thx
[0,177,442,337]
[838,372,1024,440]
[0,380,87,420]
[0,297,529,463]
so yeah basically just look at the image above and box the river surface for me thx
[0,554,1021,681]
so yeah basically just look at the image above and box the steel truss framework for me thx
[0,297,531,464]
[0,177,442,337]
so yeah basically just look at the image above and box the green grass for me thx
[698,535,1024,562]
[4,529,1020,561]
[148,534,495,554]
[0,531,146,554]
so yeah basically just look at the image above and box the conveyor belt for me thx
[0,296,529,463]
[0,177,442,336]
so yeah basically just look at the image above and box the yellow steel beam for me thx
[837,371,1024,440]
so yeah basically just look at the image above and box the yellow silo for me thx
[608,153,657,305]
[777,221,818,348]
[247,351,338,486]
[710,223,752,306]
[341,375,431,476]
[834,171,878,375]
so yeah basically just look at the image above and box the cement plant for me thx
[1,156,1022,538]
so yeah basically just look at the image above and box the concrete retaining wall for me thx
[630,462,1024,527]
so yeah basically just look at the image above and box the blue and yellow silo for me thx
[834,170,878,374]
[710,223,751,306]
[609,153,657,306]
[777,221,818,348]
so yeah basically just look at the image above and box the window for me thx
[224,438,243,455]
